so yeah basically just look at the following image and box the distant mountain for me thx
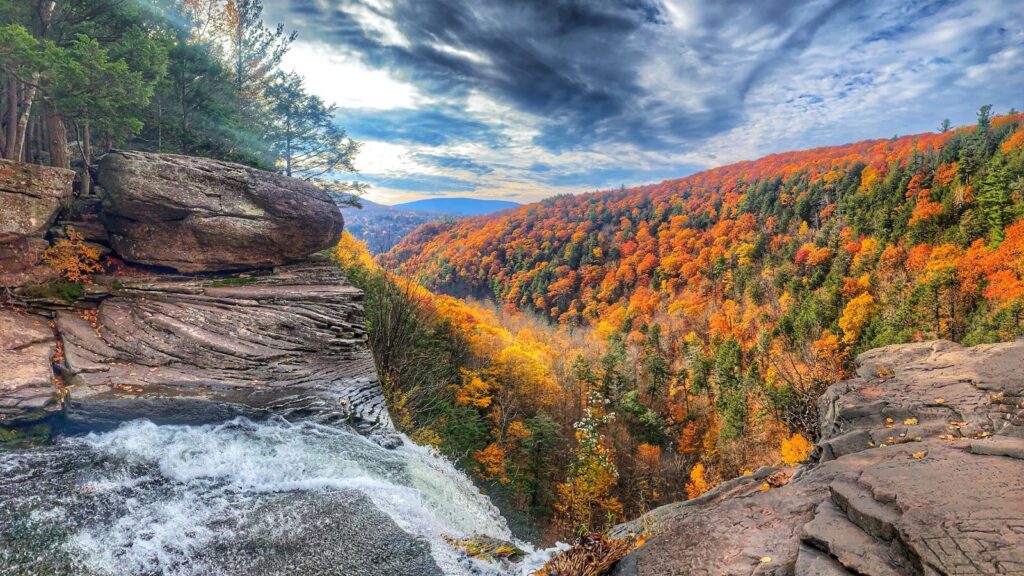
[392,197,519,216]
[340,199,449,255]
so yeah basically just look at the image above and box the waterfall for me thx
[0,417,561,575]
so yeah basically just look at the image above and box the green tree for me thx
[265,72,363,202]
[712,338,747,439]
[225,0,294,109]
[979,154,1011,243]
[977,104,993,132]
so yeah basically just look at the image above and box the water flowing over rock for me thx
[612,339,1024,576]
[0,159,74,286]
[96,150,344,273]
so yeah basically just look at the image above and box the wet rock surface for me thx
[613,339,1024,576]
[96,150,344,273]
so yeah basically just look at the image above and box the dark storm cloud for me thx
[268,0,858,150]
[265,0,1024,201]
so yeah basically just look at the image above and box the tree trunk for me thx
[80,119,91,195]
[43,101,69,169]
[12,82,37,161]
[179,56,189,154]
[3,77,17,159]
[285,112,292,176]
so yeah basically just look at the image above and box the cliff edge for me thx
[613,339,1024,576]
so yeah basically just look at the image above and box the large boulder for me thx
[96,151,344,273]
[613,339,1024,576]
[0,309,63,423]
[0,159,74,286]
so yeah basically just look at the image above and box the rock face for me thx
[0,159,74,286]
[54,258,389,435]
[0,154,385,439]
[0,310,62,423]
[613,339,1024,576]
[96,150,344,273]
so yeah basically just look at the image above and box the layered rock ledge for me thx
[0,159,74,286]
[613,339,1024,576]
[55,259,389,434]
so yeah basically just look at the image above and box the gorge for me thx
[2,147,1022,576]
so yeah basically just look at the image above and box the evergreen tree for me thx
[265,72,363,203]
[977,104,993,132]
[225,0,294,108]
[979,154,1011,244]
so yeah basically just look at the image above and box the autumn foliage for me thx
[43,227,103,284]
[356,111,1024,540]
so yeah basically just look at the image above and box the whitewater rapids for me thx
[0,417,560,575]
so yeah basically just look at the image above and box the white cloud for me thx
[281,41,426,110]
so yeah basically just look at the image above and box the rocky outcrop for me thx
[0,310,62,423]
[0,155,389,445]
[0,159,74,286]
[96,150,344,273]
[54,258,389,436]
[613,339,1024,576]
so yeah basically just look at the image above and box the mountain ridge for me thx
[392,197,520,216]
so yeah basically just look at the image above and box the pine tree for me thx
[225,0,294,108]
[264,72,363,203]
[979,154,1011,244]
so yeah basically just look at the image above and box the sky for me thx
[263,0,1024,205]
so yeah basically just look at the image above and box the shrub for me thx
[43,228,102,284]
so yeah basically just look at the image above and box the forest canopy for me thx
[377,110,1024,538]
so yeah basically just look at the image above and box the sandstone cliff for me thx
[612,339,1024,576]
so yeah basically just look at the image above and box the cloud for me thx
[362,174,479,194]
[335,107,503,147]
[263,0,1024,203]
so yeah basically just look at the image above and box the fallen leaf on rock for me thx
[934,398,945,404]
[911,451,927,459]
[760,557,772,564]
[903,417,918,425]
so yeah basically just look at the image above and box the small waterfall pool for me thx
[0,417,560,575]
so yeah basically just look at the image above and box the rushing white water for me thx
[0,417,560,576]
